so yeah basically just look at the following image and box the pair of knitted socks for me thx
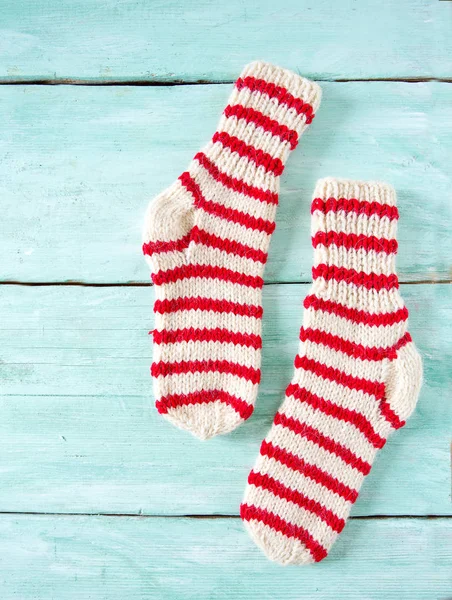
[142,62,423,565]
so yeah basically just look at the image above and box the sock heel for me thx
[384,340,423,424]
[142,180,195,269]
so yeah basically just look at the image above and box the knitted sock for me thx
[241,177,423,564]
[142,62,322,440]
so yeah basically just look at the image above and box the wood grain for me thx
[1,515,451,599]
[1,0,451,82]
[2,82,451,284]
[1,283,450,516]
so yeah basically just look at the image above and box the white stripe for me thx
[155,310,261,335]
[310,281,402,314]
[312,211,398,241]
[313,246,396,276]
[313,178,396,208]
[148,243,267,278]
[145,249,186,273]
[308,281,405,312]
[187,245,265,278]
[155,339,260,369]
[155,278,262,305]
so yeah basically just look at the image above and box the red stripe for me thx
[379,399,405,430]
[142,233,191,257]
[285,382,386,449]
[152,327,262,349]
[240,503,327,562]
[151,359,261,384]
[156,389,253,420]
[180,171,275,234]
[300,327,398,361]
[393,331,412,352]
[153,297,263,318]
[248,471,345,533]
[190,226,267,263]
[152,264,263,288]
[274,412,371,475]
[312,231,398,254]
[312,264,399,291]
[311,197,399,220]
[212,131,284,176]
[379,333,411,430]
[260,441,359,503]
[294,355,385,400]
[224,104,299,149]
[236,76,315,124]
[303,294,408,326]
[195,152,278,205]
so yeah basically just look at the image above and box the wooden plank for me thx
[1,515,451,599]
[1,0,451,82]
[0,283,450,516]
[2,82,451,284]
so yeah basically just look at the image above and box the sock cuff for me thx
[313,177,397,208]
[208,63,321,179]
[238,61,322,118]
[310,177,401,297]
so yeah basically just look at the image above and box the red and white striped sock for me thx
[142,62,322,440]
[241,177,423,564]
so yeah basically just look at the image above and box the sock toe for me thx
[242,519,315,565]
[161,401,246,440]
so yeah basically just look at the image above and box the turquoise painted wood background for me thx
[1,1,451,598]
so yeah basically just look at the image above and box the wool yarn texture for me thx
[142,61,322,440]
[241,177,423,564]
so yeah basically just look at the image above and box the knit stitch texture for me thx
[143,62,322,439]
[241,177,423,564]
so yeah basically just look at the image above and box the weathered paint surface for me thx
[1,515,451,599]
[2,82,451,284]
[1,0,451,81]
[1,1,451,597]
[0,284,450,516]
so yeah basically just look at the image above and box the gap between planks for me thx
[1,280,451,287]
[0,511,447,520]
[1,77,452,86]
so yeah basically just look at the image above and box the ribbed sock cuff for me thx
[238,61,322,121]
[211,62,322,169]
[310,177,400,287]
[313,177,397,208]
